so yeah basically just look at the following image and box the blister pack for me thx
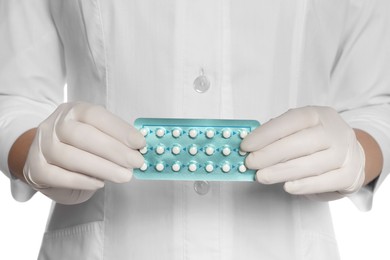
[134,118,260,181]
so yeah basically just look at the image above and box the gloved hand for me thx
[240,106,365,200]
[23,102,145,205]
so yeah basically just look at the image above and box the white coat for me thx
[1,0,390,259]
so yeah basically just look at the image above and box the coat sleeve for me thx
[0,0,65,201]
[330,0,390,211]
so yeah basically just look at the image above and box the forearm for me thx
[7,128,36,183]
[354,129,383,186]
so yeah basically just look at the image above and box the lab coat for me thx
[1,0,390,259]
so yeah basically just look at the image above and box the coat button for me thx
[194,181,210,195]
[193,69,210,93]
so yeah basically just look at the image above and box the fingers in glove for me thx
[245,124,329,169]
[241,107,320,152]
[64,103,146,149]
[255,149,345,184]
[55,120,144,169]
[25,160,105,191]
[42,140,137,183]
[40,188,96,205]
[283,165,364,195]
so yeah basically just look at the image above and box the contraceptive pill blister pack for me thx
[134,118,260,181]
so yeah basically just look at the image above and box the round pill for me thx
[205,163,214,173]
[171,145,181,155]
[189,129,198,138]
[205,146,215,156]
[172,163,181,172]
[238,150,247,156]
[239,130,248,139]
[222,163,231,173]
[156,145,165,155]
[222,129,232,139]
[189,145,198,156]
[238,164,247,173]
[188,163,197,172]
[205,129,215,139]
[139,146,148,154]
[155,162,164,172]
[222,146,231,156]
[156,128,166,137]
[140,128,149,137]
[172,128,182,138]
[140,162,148,171]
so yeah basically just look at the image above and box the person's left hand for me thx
[240,106,365,200]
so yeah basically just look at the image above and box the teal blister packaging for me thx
[134,118,260,181]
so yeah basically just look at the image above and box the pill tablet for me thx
[239,130,248,139]
[172,162,181,172]
[205,146,215,156]
[172,128,182,138]
[222,129,232,139]
[221,163,231,173]
[189,145,198,156]
[238,164,247,173]
[205,163,214,173]
[189,129,198,138]
[155,162,164,172]
[188,163,197,172]
[139,146,148,155]
[222,146,231,156]
[156,128,166,138]
[140,162,148,171]
[156,145,165,155]
[205,129,215,139]
[171,145,181,155]
[140,128,149,137]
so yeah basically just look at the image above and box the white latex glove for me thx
[23,102,145,205]
[240,106,365,200]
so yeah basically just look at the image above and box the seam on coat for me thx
[95,0,109,110]
[94,2,108,260]
[289,0,308,108]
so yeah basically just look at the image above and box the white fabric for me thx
[1,0,390,259]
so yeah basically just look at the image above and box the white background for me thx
[0,174,389,259]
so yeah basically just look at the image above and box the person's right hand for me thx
[23,102,145,205]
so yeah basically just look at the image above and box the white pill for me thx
[172,163,181,172]
[238,150,247,156]
[140,128,149,137]
[139,146,148,154]
[205,163,214,173]
[239,130,248,139]
[222,163,231,173]
[238,164,247,173]
[205,146,215,156]
[156,145,165,155]
[189,146,198,155]
[188,163,197,172]
[172,128,181,138]
[171,145,181,155]
[156,128,165,137]
[205,129,215,138]
[189,129,198,138]
[222,129,232,139]
[155,162,164,172]
[222,147,231,156]
[140,163,148,171]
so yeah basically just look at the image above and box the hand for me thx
[240,106,365,200]
[23,102,145,205]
